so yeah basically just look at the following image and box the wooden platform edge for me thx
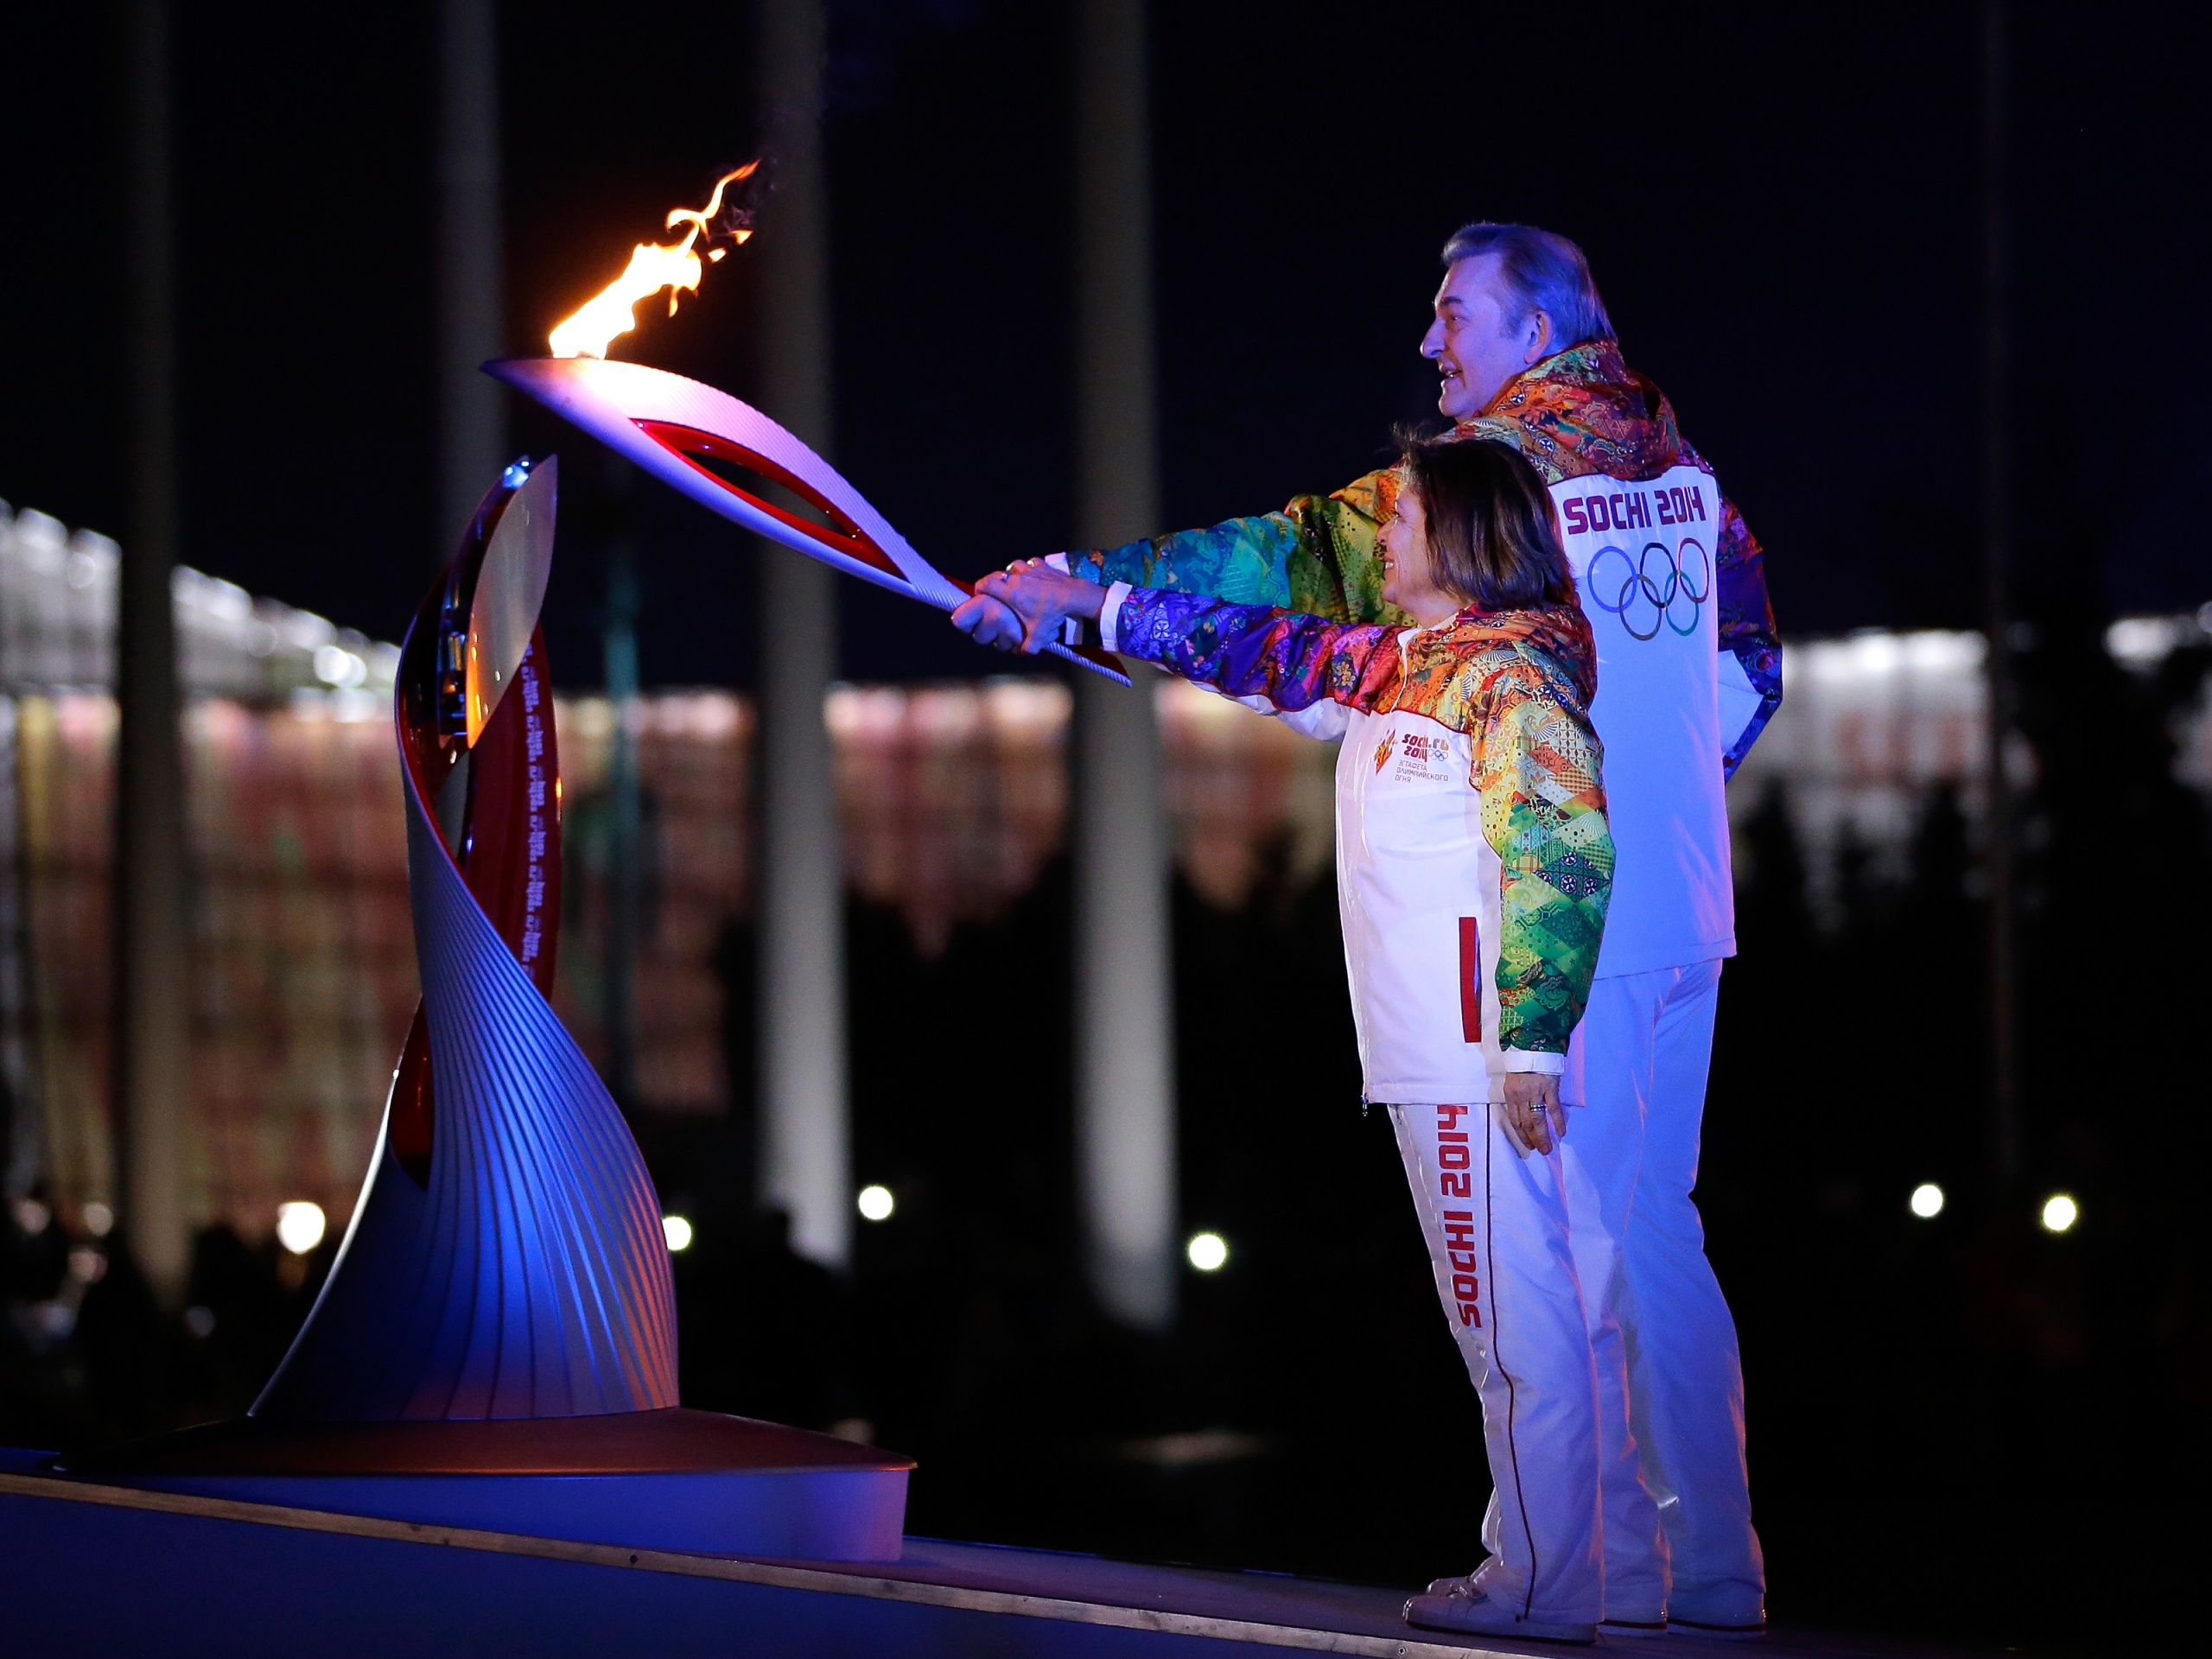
[0,1471,1496,1659]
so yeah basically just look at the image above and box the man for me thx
[956,222,1780,1641]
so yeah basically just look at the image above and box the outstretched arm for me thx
[952,470,1414,655]
[1105,588,1394,710]
[1071,471,1406,625]
[957,565,1391,715]
[1715,496,1782,775]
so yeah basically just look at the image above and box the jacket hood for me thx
[1453,340,1692,485]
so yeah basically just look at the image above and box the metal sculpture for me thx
[253,457,679,1421]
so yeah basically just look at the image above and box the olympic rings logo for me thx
[1586,538,1711,641]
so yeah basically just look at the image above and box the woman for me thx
[966,435,1618,1642]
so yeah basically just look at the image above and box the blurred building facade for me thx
[1729,619,2212,917]
[0,500,1342,1252]
[6,497,2209,1255]
[0,502,410,1249]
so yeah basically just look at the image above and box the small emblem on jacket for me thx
[1380,729,1452,784]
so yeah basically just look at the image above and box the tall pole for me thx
[755,0,849,1270]
[115,0,191,1303]
[437,0,505,546]
[1981,0,2020,1184]
[1073,0,1176,1332]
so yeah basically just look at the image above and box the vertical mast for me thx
[1073,0,1177,1332]
[1981,0,2019,1183]
[437,0,506,554]
[114,0,190,1303]
[756,0,850,1269]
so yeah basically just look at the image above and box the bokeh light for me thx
[856,1185,894,1222]
[1909,1183,1944,1218]
[275,1200,327,1255]
[2040,1193,2078,1234]
[1186,1232,1229,1272]
[662,1214,694,1251]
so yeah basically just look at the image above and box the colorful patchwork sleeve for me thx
[1072,471,1408,626]
[1715,495,1783,776]
[1108,589,1395,712]
[1475,661,1615,1055]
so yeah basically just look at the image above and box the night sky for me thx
[3,1,2207,688]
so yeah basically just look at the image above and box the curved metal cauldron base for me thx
[55,1409,912,1562]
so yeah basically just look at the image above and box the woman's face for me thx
[1378,484,1463,625]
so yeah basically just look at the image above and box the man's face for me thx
[1421,255,1550,420]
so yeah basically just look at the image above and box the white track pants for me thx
[1561,960,1764,1626]
[1389,1101,1602,1625]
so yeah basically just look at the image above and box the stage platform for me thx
[0,1463,1935,1659]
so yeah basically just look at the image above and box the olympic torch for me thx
[493,169,1128,683]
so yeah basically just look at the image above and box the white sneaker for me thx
[1403,1582,1596,1644]
[1427,1574,1658,1636]
[1665,1614,1766,1641]
[1665,1582,1766,1640]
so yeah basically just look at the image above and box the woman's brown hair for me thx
[1395,429,1575,613]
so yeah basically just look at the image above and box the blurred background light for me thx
[2040,1194,2078,1234]
[856,1185,894,1222]
[312,643,368,687]
[661,1214,694,1251]
[1910,1183,1944,1218]
[82,1201,114,1237]
[1186,1232,1228,1272]
[275,1200,327,1255]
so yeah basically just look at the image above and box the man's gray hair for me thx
[1441,222,1616,350]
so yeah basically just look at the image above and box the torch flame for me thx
[548,162,758,359]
